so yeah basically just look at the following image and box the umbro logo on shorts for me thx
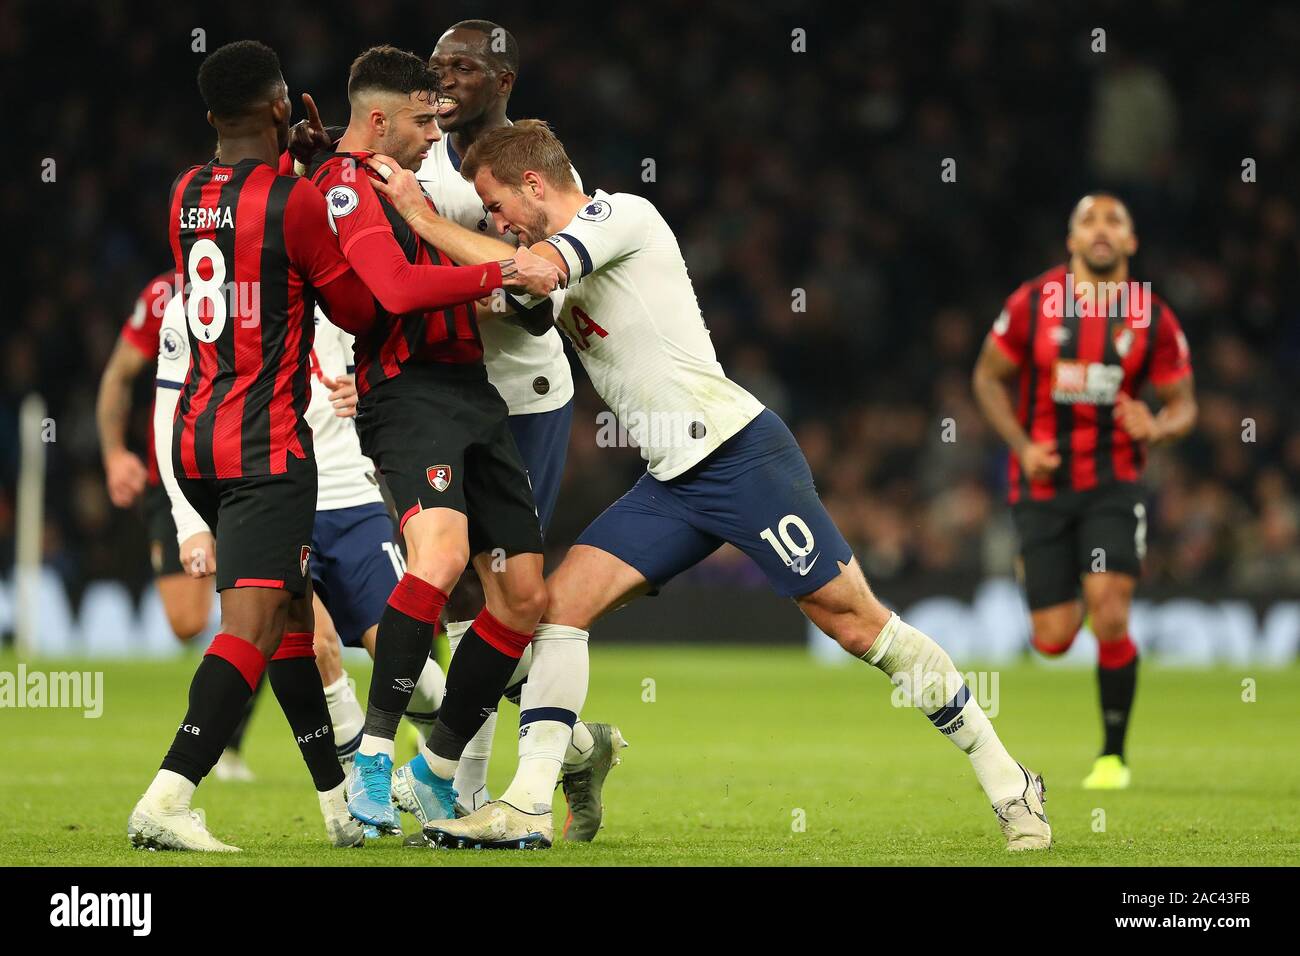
[393,678,415,692]
[427,464,452,492]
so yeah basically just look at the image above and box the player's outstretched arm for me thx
[96,338,150,508]
[365,155,516,264]
[311,165,519,312]
[364,155,560,299]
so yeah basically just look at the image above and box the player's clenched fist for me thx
[104,448,148,508]
[1114,392,1160,443]
[503,243,562,297]
[1017,439,1061,481]
[179,532,216,580]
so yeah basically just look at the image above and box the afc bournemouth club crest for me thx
[300,545,311,577]
[427,464,452,493]
[1112,323,1134,359]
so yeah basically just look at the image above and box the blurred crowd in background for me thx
[4,0,1299,606]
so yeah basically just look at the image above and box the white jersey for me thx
[307,309,385,512]
[416,133,574,415]
[545,189,764,480]
[153,297,382,547]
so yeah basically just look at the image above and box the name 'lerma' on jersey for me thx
[544,189,764,480]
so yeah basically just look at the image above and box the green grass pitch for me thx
[1,647,1297,866]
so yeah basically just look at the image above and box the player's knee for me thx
[494,578,548,630]
[1089,606,1129,643]
[798,570,891,658]
[405,547,469,593]
[827,604,892,658]
[1030,627,1076,657]
[541,578,594,631]
[312,627,338,658]
[167,609,208,643]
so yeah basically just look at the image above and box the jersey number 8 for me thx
[186,239,227,343]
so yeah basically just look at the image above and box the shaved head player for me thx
[973,193,1198,790]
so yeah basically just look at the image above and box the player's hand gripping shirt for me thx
[309,151,503,394]
[417,133,574,415]
[544,190,764,480]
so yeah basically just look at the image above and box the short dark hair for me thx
[197,40,283,119]
[447,19,519,75]
[348,45,438,101]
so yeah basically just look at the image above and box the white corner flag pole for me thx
[15,393,48,659]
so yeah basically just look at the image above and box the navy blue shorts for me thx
[311,502,402,647]
[576,409,852,598]
[508,399,573,535]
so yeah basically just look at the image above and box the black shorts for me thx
[144,482,184,578]
[175,452,317,596]
[355,363,543,558]
[1011,482,1148,610]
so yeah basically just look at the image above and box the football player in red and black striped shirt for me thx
[128,40,408,853]
[973,193,1197,789]
[98,273,262,778]
[300,47,562,834]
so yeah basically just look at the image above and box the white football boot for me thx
[993,764,1052,851]
[423,800,553,850]
[128,795,240,852]
[318,781,365,848]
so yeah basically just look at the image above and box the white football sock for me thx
[443,621,490,799]
[454,711,497,810]
[322,673,365,756]
[864,613,1025,804]
[563,720,596,770]
[404,656,446,744]
[145,769,196,809]
[500,624,589,814]
[358,734,395,760]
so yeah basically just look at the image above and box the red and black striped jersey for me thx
[990,264,1192,503]
[168,158,353,479]
[117,271,176,486]
[308,151,489,395]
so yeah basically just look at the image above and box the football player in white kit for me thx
[372,120,1053,852]
[154,293,446,845]
[379,21,624,837]
[286,25,623,839]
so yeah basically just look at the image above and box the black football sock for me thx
[269,632,344,792]
[363,574,447,744]
[426,609,531,763]
[1098,634,1139,759]
[225,673,263,753]
[160,633,265,785]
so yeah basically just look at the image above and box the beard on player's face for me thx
[511,196,551,245]
[1081,249,1123,274]
[379,125,426,171]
